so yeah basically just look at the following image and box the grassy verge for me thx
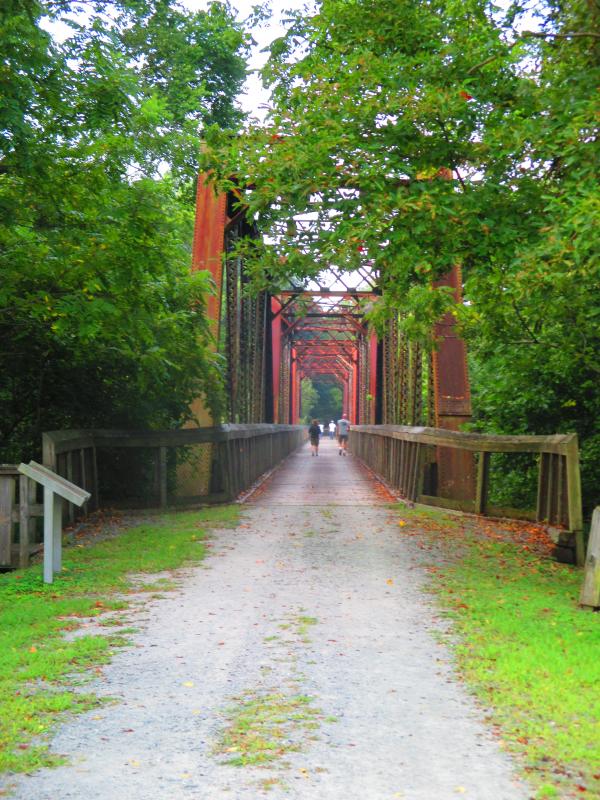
[0,506,238,776]
[392,505,599,800]
[215,608,330,793]
[218,691,321,767]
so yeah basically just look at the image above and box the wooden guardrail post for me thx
[475,451,490,515]
[18,474,36,569]
[157,446,168,508]
[0,471,14,566]
[565,437,585,566]
[580,507,600,609]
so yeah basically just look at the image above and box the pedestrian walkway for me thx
[6,441,530,800]
[250,436,391,506]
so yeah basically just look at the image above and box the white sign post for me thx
[18,461,91,584]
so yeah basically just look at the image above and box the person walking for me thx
[328,420,336,439]
[308,419,321,456]
[336,414,350,456]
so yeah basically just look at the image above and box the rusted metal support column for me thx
[191,177,227,323]
[368,331,378,424]
[290,350,299,423]
[432,265,475,501]
[271,298,282,424]
[188,175,228,431]
[350,359,358,424]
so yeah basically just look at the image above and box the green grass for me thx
[296,615,318,640]
[218,691,321,767]
[0,506,239,774]
[393,507,600,798]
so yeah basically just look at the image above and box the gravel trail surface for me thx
[6,439,531,799]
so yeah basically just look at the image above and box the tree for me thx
[310,380,343,423]
[0,0,249,460]
[300,377,319,422]
[202,0,600,510]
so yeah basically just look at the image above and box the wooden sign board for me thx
[18,461,90,584]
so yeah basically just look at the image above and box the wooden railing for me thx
[580,506,600,609]
[42,424,305,514]
[2,425,304,569]
[0,465,42,569]
[349,425,584,565]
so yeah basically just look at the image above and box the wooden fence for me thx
[349,425,584,565]
[42,424,305,512]
[0,465,42,569]
[1,425,304,569]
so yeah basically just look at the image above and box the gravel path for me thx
[5,440,531,799]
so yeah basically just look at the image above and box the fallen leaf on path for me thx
[386,579,394,586]
[182,681,194,688]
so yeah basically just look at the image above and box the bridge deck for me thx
[249,436,392,506]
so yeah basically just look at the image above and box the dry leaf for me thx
[386,578,394,586]
[182,681,194,688]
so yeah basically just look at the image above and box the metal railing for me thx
[349,425,584,565]
[42,424,306,515]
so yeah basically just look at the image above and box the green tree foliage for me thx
[300,377,318,422]
[0,0,249,460]
[301,377,343,424]
[308,380,342,424]
[202,0,599,511]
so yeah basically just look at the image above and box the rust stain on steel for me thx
[191,175,228,327]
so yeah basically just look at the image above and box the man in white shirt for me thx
[328,420,336,439]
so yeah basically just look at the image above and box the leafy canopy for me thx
[201,0,600,509]
[0,0,249,460]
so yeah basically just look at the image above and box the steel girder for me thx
[192,177,473,498]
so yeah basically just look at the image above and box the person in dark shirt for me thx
[308,419,321,456]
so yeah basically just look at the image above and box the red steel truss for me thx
[192,178,474,498]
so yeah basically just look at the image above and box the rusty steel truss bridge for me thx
[192,176,475,502]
